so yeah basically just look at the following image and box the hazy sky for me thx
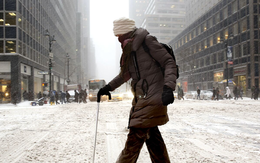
[90,0,129,82]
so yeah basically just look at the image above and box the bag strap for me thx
[142,40,161,68]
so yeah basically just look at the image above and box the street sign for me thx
[38,71,49,75]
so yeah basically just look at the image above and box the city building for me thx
[185,0,221,26]
[169,0,259,97]
[0,0,78,103]
[129,0,151,27]
[140,0,186,43]
[129,0,186,43]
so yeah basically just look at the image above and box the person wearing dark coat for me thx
[83,89,87,103]
[60,91,66,104]
[216,87,220,101]
[212,87,216,100]
[197,86,201,100]
[66,91,70,103]
[97,17,177,163]
[55,90,59,104]
[233,86,238,100]
[23,90,28,101]
[251,85,255,99]
[254,86,259,100]
[74,90,79,103]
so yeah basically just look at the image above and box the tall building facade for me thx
[185,0,221,26]
[77,0,94,88]
[169,0,259,97]
[141,0,186,43]
[0,0,77,103]
[129,0,151,27]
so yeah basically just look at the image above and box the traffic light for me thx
[42,82,48,87]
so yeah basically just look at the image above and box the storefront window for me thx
[5,40,16,53]
[214,72,224,82]
[5,12,16,25]
[0,79,11,103]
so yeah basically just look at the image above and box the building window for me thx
[223,7,228,19]
[240,18,247,33]
[233,23,238,35]
[239,0,247,8]
[0,27,3,38]
[208,17,213,29]
[5,0,16,11]
[198,42,201,52]
[232,0,238,14]
[5,27,16,38]
[204,39,207,49]
[215,12,220,24]
[197,26,201,35]
[5,12,16,26]
[0,40,3,53]
[0,13,3,25]
[234,46,239,58]
[0,0,3,10]
[224,29,228,40]
[5,40,16,53]
[203,22,207,32]
[193,29,196,38]
[216,33,221,43]
[209,36,213,47]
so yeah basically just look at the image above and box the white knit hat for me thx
[113,17,136,36]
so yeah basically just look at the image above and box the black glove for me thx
[162,85,174,106]
[97,85,112,102]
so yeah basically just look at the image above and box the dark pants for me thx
[116,126,170,163]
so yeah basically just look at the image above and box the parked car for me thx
[200,90,213,100]
[184,91,196,99]
[109,89,123,101]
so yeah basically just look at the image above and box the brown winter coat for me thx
[109,28,178,128]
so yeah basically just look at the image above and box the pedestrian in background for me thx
[83,89,87,103]
[60,91,66,104]
[74,90,79,103]
[225,87,231,100]
[254,86,259,100]
[197,86,201,100]
[216,87,219,100]
[212,87,216,100]
[97,17,177,163]
[66,91,70,103]
[251,85,255,99]
[233,86,238,100]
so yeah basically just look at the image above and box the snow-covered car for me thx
[200,90,213,100]
[184,91,196,99]
[68,90,76,102]
[122,91,134,100]
[109,89,123,101]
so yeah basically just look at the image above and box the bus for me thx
[88,79,107,102]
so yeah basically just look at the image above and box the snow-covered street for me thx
[0,99,260,163]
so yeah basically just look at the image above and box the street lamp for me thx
[220,33,234,87]
[66,53,70,85]
[45,29,56,94]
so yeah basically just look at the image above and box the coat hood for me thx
[132,28,149,51]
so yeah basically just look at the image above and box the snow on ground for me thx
[0,98,260,163]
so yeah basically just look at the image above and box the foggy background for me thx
[90,0,129,82]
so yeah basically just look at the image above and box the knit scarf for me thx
[118,30,135,81]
